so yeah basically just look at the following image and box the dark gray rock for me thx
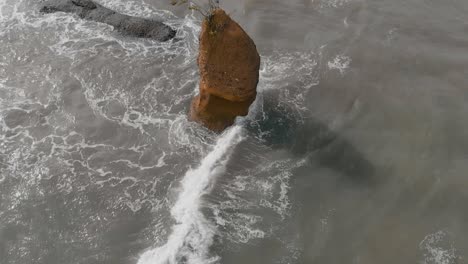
[40,0,176,41]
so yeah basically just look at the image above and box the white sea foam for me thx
[95,0,175,19]
[259,51,319,114]
[319,0,353,9]
[138,126,244,264]
[419,230,460,264]
[0,0,199,217]
[327,54,351,75]
[210,156,307,246]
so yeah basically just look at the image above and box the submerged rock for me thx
[190,9,260,132]
[39,0,176,41]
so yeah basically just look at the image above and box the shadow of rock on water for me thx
[246,91,375,185]
[214,91,379,264]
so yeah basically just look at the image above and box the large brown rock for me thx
[190,9,260,132]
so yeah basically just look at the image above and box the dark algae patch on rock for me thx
[40,0,176,41]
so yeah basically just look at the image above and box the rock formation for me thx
[190,9,260,132]
[40,0,176,41]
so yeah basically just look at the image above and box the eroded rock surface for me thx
[40,0,176,41]
[190,9,260,132]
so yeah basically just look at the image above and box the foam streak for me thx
[138,126,244,264]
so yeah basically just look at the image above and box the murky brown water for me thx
[1,0,468,263]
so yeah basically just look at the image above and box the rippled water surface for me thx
[1,0,468,263]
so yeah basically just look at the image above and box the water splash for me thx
[138,126,244,264]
